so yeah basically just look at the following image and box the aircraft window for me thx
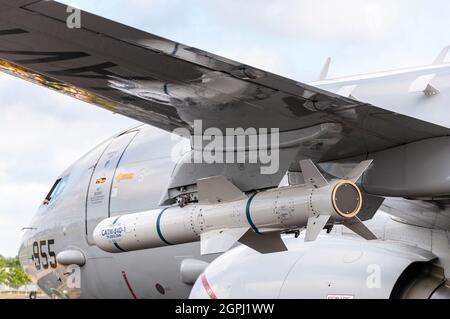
[43,176,69,205]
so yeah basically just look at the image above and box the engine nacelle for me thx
[189,236,446,299]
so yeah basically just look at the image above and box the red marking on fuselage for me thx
[200,273,217,299]
[121,271,138,299]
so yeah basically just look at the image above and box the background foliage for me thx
[0,255,31,289]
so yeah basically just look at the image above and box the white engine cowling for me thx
[189,235,446,299]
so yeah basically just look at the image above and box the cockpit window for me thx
[43,176,69,205]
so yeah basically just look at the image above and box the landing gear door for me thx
[86,131,138,244]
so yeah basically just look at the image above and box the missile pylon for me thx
[94,160,378,255]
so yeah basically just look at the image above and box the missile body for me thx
[94,175,370,255]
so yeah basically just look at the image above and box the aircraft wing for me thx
[0,0,449,162]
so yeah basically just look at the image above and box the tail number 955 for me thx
[31,239,57,270]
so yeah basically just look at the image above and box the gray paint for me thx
[1,0,450,299]
[110,125,176,214]
[190,234,438,299]
[17,125,450,298]
[190,211,449,299]
[18,127,218,298]
[363,137,450,197]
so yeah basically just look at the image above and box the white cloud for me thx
[198,0,401,39]
[0,181,49,257]
[0,162,8,182]
[0,182,48,214]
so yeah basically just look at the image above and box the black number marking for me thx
[39,240,49,269]
[31,239,57,271]
[48,239,57,269]
[32,241,40,270]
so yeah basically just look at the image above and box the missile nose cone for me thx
[93,218,127,253]
[331,180,362,218]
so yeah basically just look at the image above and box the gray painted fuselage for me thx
[19,62,450,299]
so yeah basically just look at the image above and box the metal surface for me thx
[363,136,450,197]
[0,0,448,165]
[180,259,209,285]
[160,124,340,205]
[189,235,438,299]
[93,162,374,255]
[2,0,450,300]
[332,181,362,218]
[109,125,175,215]
[15,126,450,298]
[85,131,138,244]
[56,250,86,266]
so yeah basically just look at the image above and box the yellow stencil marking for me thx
[116,173,135,182]
[95,177,107,184]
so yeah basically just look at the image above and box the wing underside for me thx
[0,0,448,164]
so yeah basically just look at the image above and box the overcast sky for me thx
[0,0,449,257]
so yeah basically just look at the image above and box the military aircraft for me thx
[0,0,449,299]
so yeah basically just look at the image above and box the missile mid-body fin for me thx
[197,175,247,205]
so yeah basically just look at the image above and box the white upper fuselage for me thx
[312,62,450,129]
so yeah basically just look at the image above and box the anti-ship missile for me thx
[94,160,378,255]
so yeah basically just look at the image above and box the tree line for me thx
[0,255,31,289]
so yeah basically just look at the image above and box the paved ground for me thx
[0,293,49,299]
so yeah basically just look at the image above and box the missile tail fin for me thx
[239,230,288,254]
[358,192,384,221]
[304,214,331,241]
[299,159,329,188]
[201,228,288,255]
[343,216,378,240]
[197,175,247,205]
[345,160,373,183]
